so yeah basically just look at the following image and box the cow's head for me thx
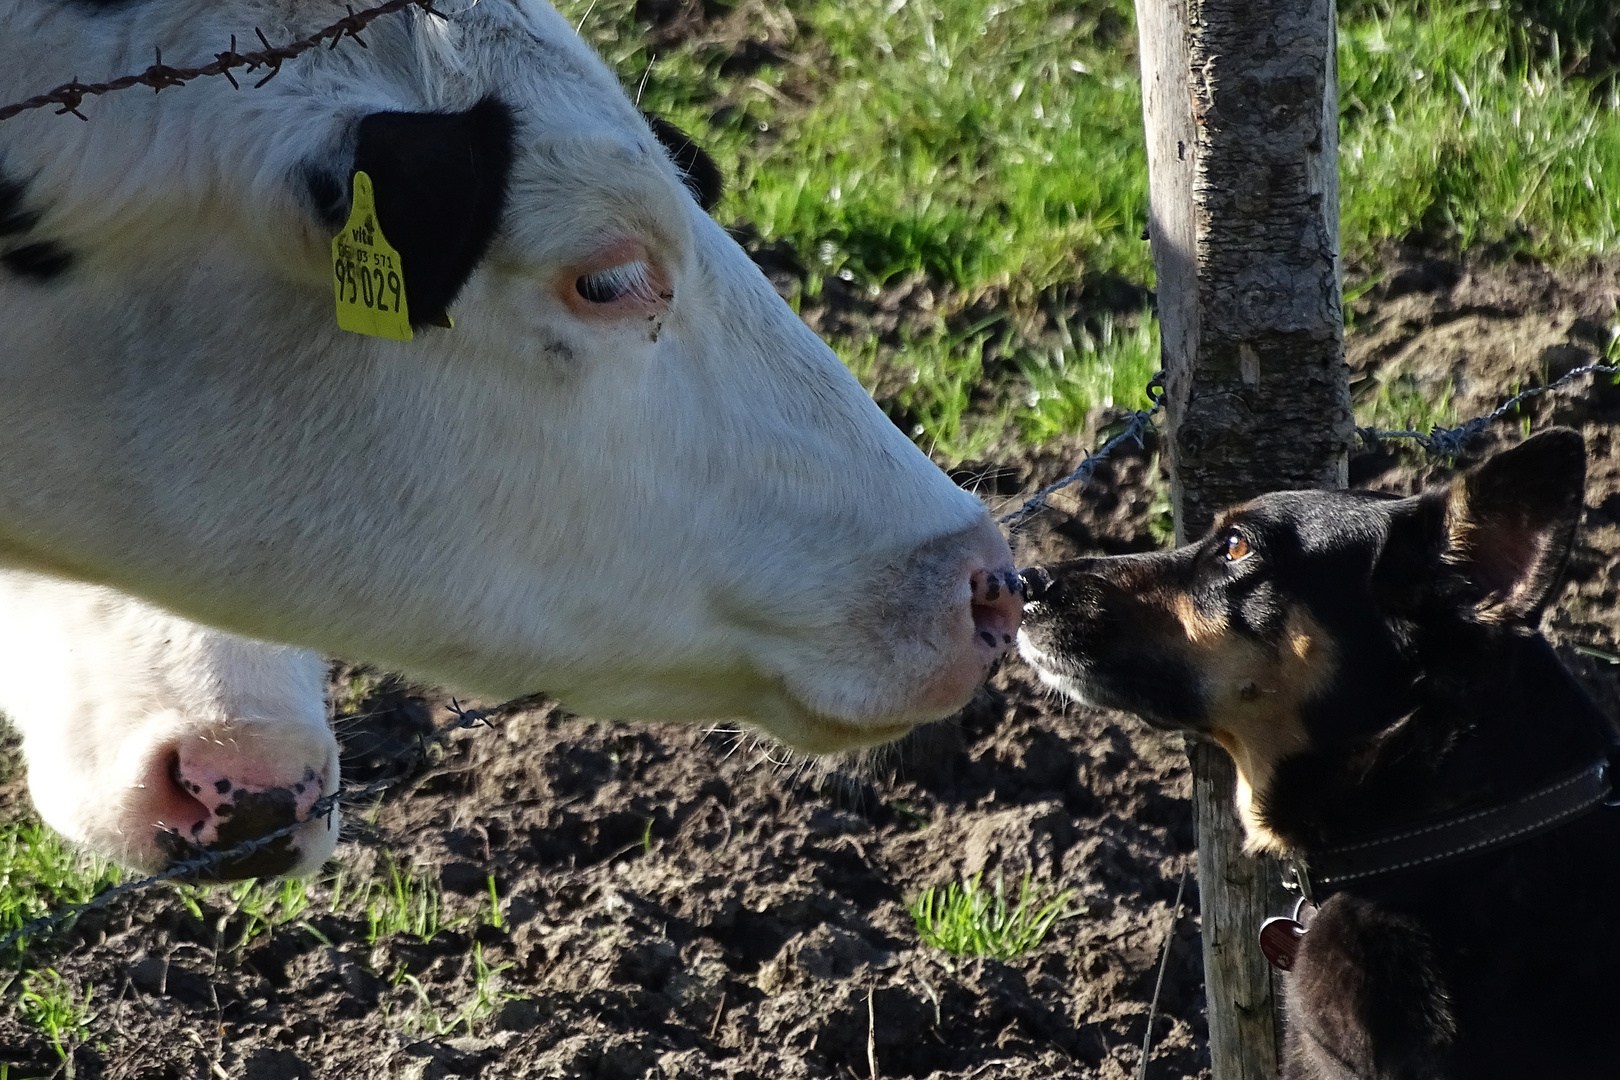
[0,0,1018,769]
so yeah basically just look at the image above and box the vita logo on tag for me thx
[332,171,413,342]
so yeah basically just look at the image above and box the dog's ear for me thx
[1442,428,1586,622]
[334,96,516,329]
[643,112,724,212]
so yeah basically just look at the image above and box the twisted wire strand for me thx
[0,0,441,123]
[1006,359,1620,527]
[998,374,1166,527]
[1358,362,1620,458]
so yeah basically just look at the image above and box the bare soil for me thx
[7,247,1620,1080]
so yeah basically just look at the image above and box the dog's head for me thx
[1018,429,1587,851]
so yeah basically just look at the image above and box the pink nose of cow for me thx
[157,747,330,877]
[970,566,1023,654]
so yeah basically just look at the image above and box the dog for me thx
[1018,429,1620,1079]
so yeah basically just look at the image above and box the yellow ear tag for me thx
[332,171,413,342]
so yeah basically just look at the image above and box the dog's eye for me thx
[1223,532,1251,562]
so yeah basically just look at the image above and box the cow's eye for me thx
[558,241,673,319]
[1223,531,1251,562]
[575,260,661,305]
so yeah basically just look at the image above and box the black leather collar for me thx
[1291,754,1616,896]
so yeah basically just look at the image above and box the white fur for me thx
[0,1,1018,871]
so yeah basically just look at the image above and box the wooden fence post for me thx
[1134,1,1353,1077]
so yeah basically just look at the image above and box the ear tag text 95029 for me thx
[332,171,413,342]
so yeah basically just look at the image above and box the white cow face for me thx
[0,0,1019,779]
[0,572,338,877]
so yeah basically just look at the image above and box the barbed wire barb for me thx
[1359,362,1620,457]
[998,372,1166,527]
[0,0,438,123]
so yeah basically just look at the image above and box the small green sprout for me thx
[485,875,504,931]
[17,968,96,1062]
[392,944,517,1037]
[363,860,467,945]
[910,873,1075,961]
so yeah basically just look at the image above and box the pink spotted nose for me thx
[904,520,1022,719]
[151,738,335,878]
[970,565,1023,655]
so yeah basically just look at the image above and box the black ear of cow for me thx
[643,112,723,212]
[352,96,516,329]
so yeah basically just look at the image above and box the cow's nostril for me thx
[160,751,214,841]
[970,567,1023,651]
[1020,567,1054,604]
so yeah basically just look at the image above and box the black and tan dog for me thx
[1018,430,1620,1079]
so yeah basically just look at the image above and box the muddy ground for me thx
[6,246,1620,1080]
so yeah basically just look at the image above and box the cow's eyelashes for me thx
[575,260,660,305]
[558,243,673,319]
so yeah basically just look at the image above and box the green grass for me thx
[1356,372,1461,439]
[386,944,518,1038]
[326,859,471,946]
[0,820,123,963]
[910,873,1075,960]
[1341,1,1620,260]
[13,968,96,1065]
[573,0,1148,300]
[168,876,316,954]
[557,0,1620,459]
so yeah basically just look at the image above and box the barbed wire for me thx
[998,373,1166,527]
[1357,361,1620,458]
[0,695,514,965]
[999,358,1620,527]
[0,0,441,124]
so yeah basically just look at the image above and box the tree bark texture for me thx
[1135,1,1353,1078]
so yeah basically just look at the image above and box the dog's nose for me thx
[1019,567,1053,603]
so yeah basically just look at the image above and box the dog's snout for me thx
[1020,566,1054,603]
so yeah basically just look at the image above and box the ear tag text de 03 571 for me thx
[332,171,413,342]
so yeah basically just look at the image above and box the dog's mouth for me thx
[1017,630,1110,708]
[1018,627,1205,734]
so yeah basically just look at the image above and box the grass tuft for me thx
[347,860,468,946]
[1012,310,1159,446]
[388,944,518,1038]
[0,820,122,962]
[911,872,1075,960]
[16,968,96,1063]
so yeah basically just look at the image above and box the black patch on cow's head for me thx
[348,96,516,329]
[1,241,73,280]
[0,172,39,236]
[643,112,724,212]
[0,167,73,280]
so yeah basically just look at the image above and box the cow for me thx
[0,0,1021,877]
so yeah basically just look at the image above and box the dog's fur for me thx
[1020,430,1620,1079]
